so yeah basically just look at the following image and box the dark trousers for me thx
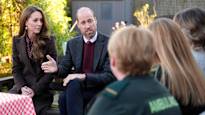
[33,92,53,115]
[58,79,103,115]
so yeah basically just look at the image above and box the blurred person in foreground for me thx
[174,7,205,75]
[149,18,205,115]
[88,25,181,115]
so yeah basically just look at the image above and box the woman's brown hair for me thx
[18,5,50,61]
[174,7,205,51]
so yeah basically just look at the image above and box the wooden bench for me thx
[0,76,14,91]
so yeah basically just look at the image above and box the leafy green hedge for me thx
[0,63,12,77]
[0,0,75,57]
[0,0,75,77]
[25,0,75,56]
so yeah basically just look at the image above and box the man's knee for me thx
[66,79,82,90]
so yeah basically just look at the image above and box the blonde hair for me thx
[108,25,155,75]
[149,18,205,106]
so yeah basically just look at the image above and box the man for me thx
[41,7,115,115]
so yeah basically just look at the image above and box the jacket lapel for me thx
[75,37,83,71]
[93,34,104,71]
[18,37,35,75]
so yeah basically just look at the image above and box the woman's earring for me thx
[25,26,28,30]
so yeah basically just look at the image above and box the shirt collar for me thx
[83,32,98,43]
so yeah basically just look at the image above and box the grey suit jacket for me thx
[58,32,115,87]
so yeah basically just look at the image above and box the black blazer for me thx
[10,36,57,95]
[58,32,115,87]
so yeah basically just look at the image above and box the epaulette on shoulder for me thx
[101,81,129,99]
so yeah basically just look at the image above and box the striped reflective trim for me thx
[105,88,118,96]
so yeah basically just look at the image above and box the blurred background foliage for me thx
[133,0,157,27]
[0,0,75,77]
[25,0,76,56]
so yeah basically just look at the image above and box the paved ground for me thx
[52,91,60,107]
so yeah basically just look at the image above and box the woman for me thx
[174,7,205,75]
[10,6,57,115]
[149,18,205,115]
[88,25,181,115]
